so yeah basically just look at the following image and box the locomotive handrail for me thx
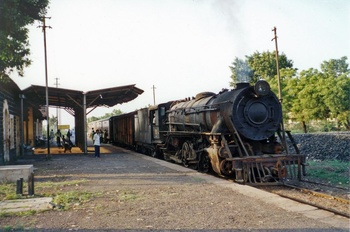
[183,108,218,115]
[160,130,223,136]
[166,107,218,114]
[167,122,201,127]
[166,100,233,114]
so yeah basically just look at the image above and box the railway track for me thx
[145,150,350,219]
[256,180,350,218]
[136,148,350,219]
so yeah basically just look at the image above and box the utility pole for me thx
[271,27,282,102]
[271,26,289,155]
[152,85,156,105]
[39,16,52,158]
[54,77,60,130]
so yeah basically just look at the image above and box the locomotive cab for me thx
[135,102,173,157]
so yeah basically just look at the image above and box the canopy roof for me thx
[22,84,144,115]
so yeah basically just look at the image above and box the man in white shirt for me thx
[93,129,101,158]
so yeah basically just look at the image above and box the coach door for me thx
[150,109,160,140]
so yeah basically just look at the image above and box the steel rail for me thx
[272,188,350,218]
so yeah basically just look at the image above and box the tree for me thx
[320,56,349,78]
[320,57,350,130]
[229,52,349,132]
[324,74,350,129]
[229,57,253,87]
[0,0,49,81]
[289,57,350,132]
[270,67,298,122]
[229,51,295,86]
[246,51,294,83]
[87,109,123,122]
[48,114,57,130]
[290,68,328,132]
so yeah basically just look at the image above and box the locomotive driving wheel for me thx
[181,142,191,167]
[219,160,234,176]
[151,149,157,158]
[198,152,210,173]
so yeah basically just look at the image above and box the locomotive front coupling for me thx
[205,143,302,184]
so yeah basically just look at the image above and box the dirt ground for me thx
[1,146,349,231]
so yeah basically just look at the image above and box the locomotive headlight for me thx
[254,80,270,96]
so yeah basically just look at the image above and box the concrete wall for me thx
[0,165,33,183]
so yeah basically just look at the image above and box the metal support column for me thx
[19,94,25,156]
[83,93,87,154]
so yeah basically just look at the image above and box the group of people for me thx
[49,127,105,157]
[50,129,73,153]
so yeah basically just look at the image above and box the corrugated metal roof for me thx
[21,84,144,115]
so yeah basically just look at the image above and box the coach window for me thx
[160,107,165,116]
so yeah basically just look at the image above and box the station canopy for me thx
[22,84,144,116]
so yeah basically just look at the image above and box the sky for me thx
[10,0,350,127]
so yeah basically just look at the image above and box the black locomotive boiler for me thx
[109,80,305,184]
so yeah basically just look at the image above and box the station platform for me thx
[31,140,118,155]
[3,145,349,231]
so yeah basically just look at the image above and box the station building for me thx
[0,77,143,165]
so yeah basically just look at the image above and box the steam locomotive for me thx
[107,80,305,184]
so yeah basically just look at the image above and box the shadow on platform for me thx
[32,143,120,155]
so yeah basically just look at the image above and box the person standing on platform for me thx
[56,129,62,148]
[67,129,72,142]
[93,129,101,158]
[49,129,55,144]
[91,128,95,140]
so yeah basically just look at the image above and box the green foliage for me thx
[87,108,123,122]
[118,190,141,201]
[320,56,349,77]
[229,52,350,131]
[321,57,350,130]
[0,179,87,201]
[1,209,38,218]
[246,51,294,83]
[307,160,349,185]
[289,57,350,131]
[298,69,329,119]
[229,57,252,87]
[270,67,298,117]
[1,225,25,231]
[52,191,93,210]
[0,0,49,80]
[49,114,58,130]
[0,183,27,201]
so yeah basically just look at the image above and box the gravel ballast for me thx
[289,132,350,162]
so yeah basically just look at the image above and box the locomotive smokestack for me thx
[235,69,251,89]
[236,82,250,89]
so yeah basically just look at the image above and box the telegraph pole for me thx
[271,27,282,102]
[39,17,52,158]
[271,26,289,155]
[152,85,156,105]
